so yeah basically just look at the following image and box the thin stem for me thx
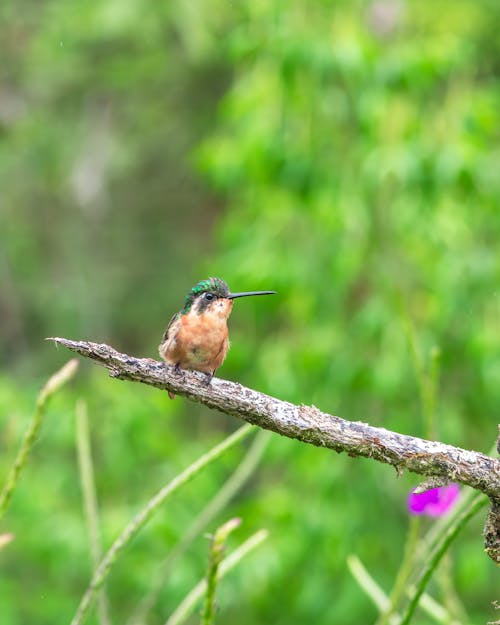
[376,317,439,625]
[347,555,391,615]
[166,529,268,625]
[418,594,459,625]
[436,553,468,625]
[0,359,78,520]
[375,517,421,625]
[422,447,493,558]
[76,399,112,625]
[399,492,487,625]
[425,346,440,440]
[201,518,241,625]
[348,554,461,625]
[404,318,440,440]
[128,429,270,625]
[70,423,255,625]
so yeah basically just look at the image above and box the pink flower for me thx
[407,484,460,517]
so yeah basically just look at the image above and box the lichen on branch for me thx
[47,337,500,563]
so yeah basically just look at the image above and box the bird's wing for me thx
[162,311,180,343]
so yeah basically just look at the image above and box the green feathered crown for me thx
[182,277,229,313]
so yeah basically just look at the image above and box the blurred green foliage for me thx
[1,0,499,624]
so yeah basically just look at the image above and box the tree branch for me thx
[47,337,499,562]
[48,337,498,497]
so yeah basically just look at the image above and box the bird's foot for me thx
[173,362,183,376]
[163,362,183,400]
[203,370,215,387]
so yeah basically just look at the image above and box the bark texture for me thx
[48,337,500,561]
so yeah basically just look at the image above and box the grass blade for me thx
[70,423,255,625]
[128,429,270,625]
[399,492,487,625]
[166,528,268,625]
[76,399,112,625]
[0,359,78,520]
[201,517,241,625]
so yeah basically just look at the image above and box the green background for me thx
[0,0,498,623]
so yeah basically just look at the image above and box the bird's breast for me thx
[181,310,228,348]
[164,309,230,372]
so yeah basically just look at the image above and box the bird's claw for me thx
[173,362,183,376]
[204,371,214,386]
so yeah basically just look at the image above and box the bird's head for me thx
[182,277,276,318]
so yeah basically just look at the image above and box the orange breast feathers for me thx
[161,303,232,373]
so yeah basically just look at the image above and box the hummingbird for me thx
[159,277,276,398]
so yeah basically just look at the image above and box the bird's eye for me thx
[204,292,215,301]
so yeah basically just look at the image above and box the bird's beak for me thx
[227,290,277,299]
